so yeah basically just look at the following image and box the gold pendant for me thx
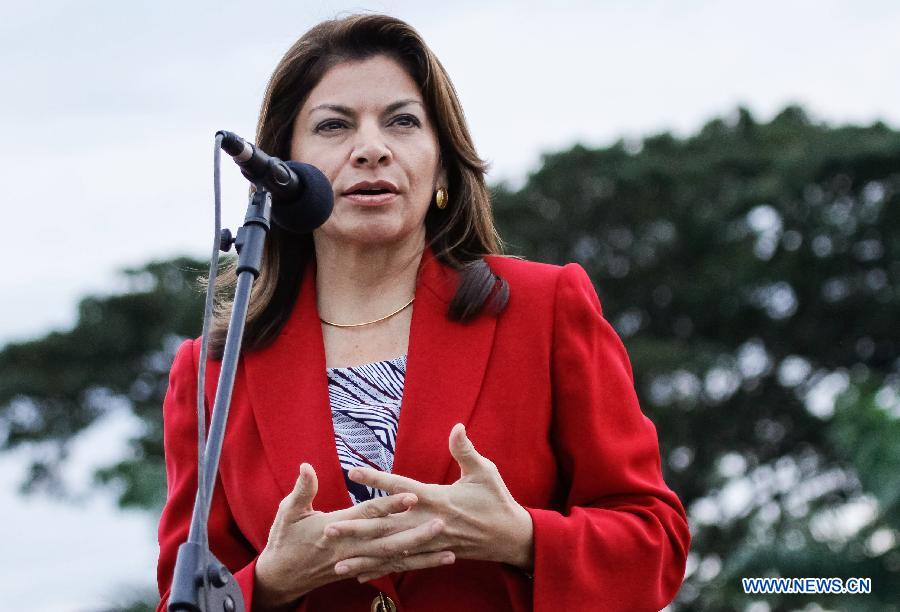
[371,592,397,612]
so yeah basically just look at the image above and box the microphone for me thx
[217,130,333,233]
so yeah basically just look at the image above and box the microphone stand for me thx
[168,188,272,612]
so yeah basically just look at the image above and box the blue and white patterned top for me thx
[326,354,407,505]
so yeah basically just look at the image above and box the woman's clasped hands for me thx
[254,424,534,608]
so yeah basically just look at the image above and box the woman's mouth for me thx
[343,190,396,206]
[342,184,398,206]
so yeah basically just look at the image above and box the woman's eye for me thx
[315,119,347,133]
[391,114,421,128]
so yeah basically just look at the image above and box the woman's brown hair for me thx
[209,14,508,358]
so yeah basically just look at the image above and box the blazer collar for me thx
[243,246,498,511]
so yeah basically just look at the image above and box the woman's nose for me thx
[351,124,392,167]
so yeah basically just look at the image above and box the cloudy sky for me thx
[2,0,899,609]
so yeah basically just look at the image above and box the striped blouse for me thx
[326,354,407,505]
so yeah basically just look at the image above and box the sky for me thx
[1,0,899,609]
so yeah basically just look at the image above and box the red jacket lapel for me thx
[391,249,498,487]
[243,260,350,512]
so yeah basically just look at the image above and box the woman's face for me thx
[290,54,444,250]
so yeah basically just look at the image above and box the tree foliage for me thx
[2,106,899,610]
[0,258,206,508]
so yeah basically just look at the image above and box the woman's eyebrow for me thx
[308,99,424,117]
[383,99,424,114]
[309,103,354,116]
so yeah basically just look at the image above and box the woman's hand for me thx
[324,424,534,583]
[254,463,455,611]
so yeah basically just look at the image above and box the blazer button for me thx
[371,592,397,612]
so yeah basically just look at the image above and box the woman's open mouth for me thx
[342,182,399,206]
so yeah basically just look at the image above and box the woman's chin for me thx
[317,224,423,249]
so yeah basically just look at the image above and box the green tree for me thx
[0,257,206,508]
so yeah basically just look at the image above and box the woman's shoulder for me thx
[485,254,591,291]
[484,254,603,315]
[484,254,561,282]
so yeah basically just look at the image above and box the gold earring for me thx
[436,187,448,209]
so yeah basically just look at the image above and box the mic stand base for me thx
[169,542,242,612]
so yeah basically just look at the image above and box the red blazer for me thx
[157,247,690,611]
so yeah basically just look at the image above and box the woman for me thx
[157,14,690,612]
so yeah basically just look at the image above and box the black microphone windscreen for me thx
[273,161,334,233]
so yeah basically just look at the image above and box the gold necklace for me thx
[319,297,415,328]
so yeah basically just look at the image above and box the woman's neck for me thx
[313,235,425,325]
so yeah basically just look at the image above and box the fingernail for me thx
[357,575,369,583]
[335,563,348,575]
[325,526,338,537]
[431,519,444,535]
[442,553,454,564]
[403,494,417,506]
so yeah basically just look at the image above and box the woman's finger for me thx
[279,463,319,523]
[335,549,456,581]
[325,515,398,539]
[338,517,445,561]
[347,467,427,496]
[333,491,418,525]
[449,423,495,479]
[325,504,425,539]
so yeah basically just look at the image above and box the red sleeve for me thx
[156,339,259,611]
[525,263,691,611]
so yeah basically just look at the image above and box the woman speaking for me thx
[156,14,690,612]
